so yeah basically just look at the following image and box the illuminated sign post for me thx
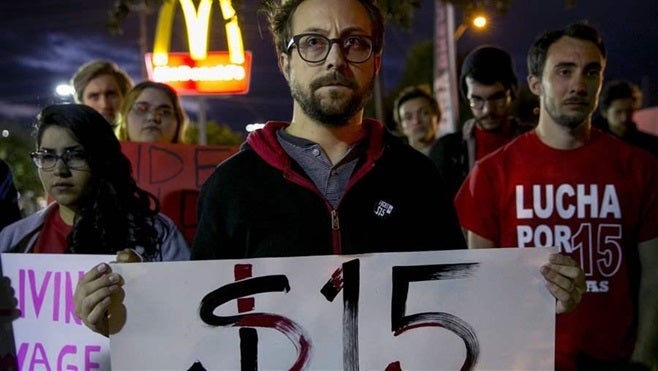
[145,0,252,96]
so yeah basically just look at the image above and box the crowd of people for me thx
[0,0,657,369]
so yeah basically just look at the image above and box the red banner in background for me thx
[434,1,460,136]
[121,142,240,245]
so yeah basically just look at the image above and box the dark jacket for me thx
[193,120,466,260]
[0,159,21,231]
[605,122,658,158]
[429,117,533,200]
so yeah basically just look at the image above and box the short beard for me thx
[544,98,590,129]
[290,71,375,127]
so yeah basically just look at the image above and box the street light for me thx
[454,11,488,41]
[472,14,487,29]
[55,83,75,104]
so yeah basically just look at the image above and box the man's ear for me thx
[527,74,542,96]
[278,52,290,82]
[373,53,382,75]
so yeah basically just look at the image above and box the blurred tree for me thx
[106,0,428,34]
[183,120,245,145]
[0,123,44,199]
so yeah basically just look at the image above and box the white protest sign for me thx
[0,253,114,371]
[111,248,555,370]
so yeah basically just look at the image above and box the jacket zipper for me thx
[331,209,341,255]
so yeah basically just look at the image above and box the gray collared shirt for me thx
[277,128,363,208]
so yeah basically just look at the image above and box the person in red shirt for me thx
[455,22,658,370]
[431,45,534,200]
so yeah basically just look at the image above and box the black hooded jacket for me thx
[192,119,466,260]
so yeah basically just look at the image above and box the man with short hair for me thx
[455,22,658,370]
[431,45,533,199]
[75,0,586,341]
[71,60,133,126]
[597,80,658,157]
[393,85,440,155]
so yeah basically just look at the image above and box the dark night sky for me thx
[1,0,657,134]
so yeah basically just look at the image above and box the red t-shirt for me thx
[455,129,658,368]
[473,124,515,161]
[33,205,72,254]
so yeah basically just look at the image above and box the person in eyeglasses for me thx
[75,0,585,338]
[0,104,189,262]
[115,81,187,143]
[431,45,534,200]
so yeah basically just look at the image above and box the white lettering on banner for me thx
[514,183,624,290]
[516,222,623,287]
[586,280,609,293]
[153,64,246,82]
[515,184,621,219]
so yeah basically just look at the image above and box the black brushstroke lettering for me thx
[389,263,480,371]
[240,328,258,371]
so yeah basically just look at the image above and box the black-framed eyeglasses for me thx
[130,102,175,119]
[468,90,510,110]
[30,149,88,171]
[286,33,374,64]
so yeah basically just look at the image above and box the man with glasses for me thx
[430,45,534,200]
[75,0,586,340]
[191,0,468,259]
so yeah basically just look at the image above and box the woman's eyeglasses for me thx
[30,149,88,171]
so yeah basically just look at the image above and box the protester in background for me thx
[393,85,440,155]
[597,80,658,157]
[115,81,187,143]
[431,46,534,199]
[0,104,189,263]
[71,60,133,126]
[0,159,21,231]
[455,22,658,370]
[74,0,584,338]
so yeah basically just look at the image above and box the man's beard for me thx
[543,96,592,129]
[290,71,375,127]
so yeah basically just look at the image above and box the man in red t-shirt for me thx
[430,45,534,200]
[455,22,658,370]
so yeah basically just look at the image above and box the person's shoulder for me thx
[480,130,534,164]
[595,130,657,165]
[436,131,462,144]
[0,212,44,252]
[510,116,536,133]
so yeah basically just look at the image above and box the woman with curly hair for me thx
[0,104,189,261]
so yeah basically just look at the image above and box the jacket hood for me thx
[246,119,388,171]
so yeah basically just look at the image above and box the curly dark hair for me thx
[260,0,384,56]
[34,104,164,259]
